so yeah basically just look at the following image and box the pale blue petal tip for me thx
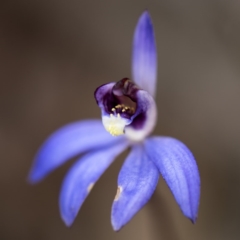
[61,213,75,227]
[111,218,122,232]
[28,167,42,184]
[141,10,152,23]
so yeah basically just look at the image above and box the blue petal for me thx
[144,137,200,223]
[132,11,157,97]
[59,138,129,226]
[28,120,119,183]
[111,144,159,231]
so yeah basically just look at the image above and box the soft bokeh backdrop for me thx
[1,0,240,239]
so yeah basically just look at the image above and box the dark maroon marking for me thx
[112,78,140,101]
[94,78,146,124]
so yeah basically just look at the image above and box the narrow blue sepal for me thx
[144,137,200,223]
[59,139,129,226]
[28,120,118,183]
[111,144,159,231]
[132,10,157,96]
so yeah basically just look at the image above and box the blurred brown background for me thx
[1,0,240,239]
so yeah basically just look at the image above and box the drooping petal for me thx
[111,144,159,231]
[132,11,157,97]
[28,120,120,183]
[144,137,200,223]
[59,138,129,226]
[125,89,157,142]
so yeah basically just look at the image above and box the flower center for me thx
[112,104,135,114]
[102,104,134,136]
[95,78,157,141]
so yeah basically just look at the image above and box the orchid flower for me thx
[28,11,200,231]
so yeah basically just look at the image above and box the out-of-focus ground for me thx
[1,0,240,239]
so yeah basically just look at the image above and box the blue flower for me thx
[28,11,200,231]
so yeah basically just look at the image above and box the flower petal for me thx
[94,82,116,114]
[125,89,157,142]
[59,138,129,226]
[144,137,200,223]
[132,11,157,97]
[111,144,159,231]
[28,120,119,183]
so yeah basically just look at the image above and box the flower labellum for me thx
[28,11,200,231]
[94,78,157,142]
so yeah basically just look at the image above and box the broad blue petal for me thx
[132,11,157,97]
[144,137,200,223]
[28,120,119,183]
[59,138,129,226]
[111,144,159,231]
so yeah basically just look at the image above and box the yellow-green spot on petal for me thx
[87,183,94,193]
[114,186,122,201]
